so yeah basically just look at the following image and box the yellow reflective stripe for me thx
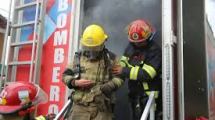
[120,61,126,67]
[145,91,159,98]
[142,82,149,90]
[142,64,157,79]
[129,66,139,80]
[120,56,134,68]
[35,116,46,120]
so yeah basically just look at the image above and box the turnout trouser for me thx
[129,94,162,120]
[68,103,113,120]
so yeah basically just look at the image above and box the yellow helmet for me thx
[81,24,108,47]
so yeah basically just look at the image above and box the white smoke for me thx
[82,0,161,55]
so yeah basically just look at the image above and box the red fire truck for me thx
[0,0,214,120]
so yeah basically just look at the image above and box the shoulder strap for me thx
[73,51,82,79]
[103,48,116,80]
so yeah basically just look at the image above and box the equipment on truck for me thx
[0,0,46,90]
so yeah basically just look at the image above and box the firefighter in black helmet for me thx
[112,19,162,120]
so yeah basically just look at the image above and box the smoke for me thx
[82,0,161,55]
[81,1,161,120]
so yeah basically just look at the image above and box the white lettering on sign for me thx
[49,104,59,114]
[48,0,69,114]
[58,0,68,12]
[57,13,67,28]
[52,67,61,83]
[50,85,60,101]
[54,30,68,46]
[54,48,65,64]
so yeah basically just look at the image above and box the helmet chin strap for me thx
[18,102,35,117]
[18,106,35,117]
[147,31,156,42]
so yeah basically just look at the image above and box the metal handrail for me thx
[54,99,72,120]
[54,90,74,120]
[140,91,155,120]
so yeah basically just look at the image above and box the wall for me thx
[205,19,215,119]
[183,0,208,118]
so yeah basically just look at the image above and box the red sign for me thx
[16,0,73,115]
[37,0,72,115]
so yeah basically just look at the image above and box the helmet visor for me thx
[82,44,104,52]
[32,85,48,105]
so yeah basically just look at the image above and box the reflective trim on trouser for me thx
[35,116,46,120]
[69,103,113,120]
[142,82,149,90]
[145,91,159,98]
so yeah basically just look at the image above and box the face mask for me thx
[84,51,102,60]
[82,45,104,60]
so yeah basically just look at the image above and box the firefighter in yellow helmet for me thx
[62,24,124,120]
[0,81,55,120]
[112,19,162,120]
